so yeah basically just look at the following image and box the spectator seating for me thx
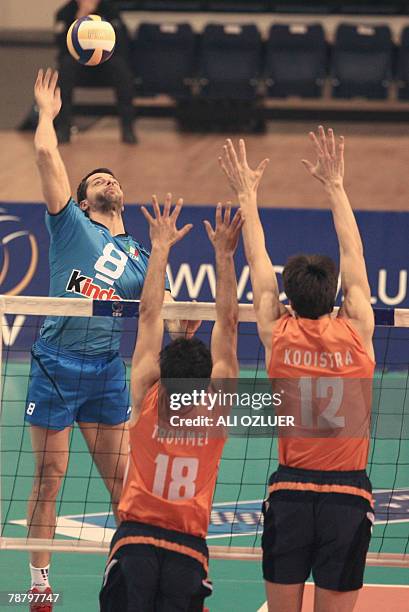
[131,23,196,97]
[397,25,409,99]
[331,23,393,99]
[265,23,327,98]
[66,19,409,125]
[198,24,262,99]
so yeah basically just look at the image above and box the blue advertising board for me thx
[0,202,408,366]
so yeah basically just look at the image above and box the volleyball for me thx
[66,15,115,66]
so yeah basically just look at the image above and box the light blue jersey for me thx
[40,198,170,355]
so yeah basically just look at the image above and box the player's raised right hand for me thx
[204,203,244,256]
[34,68,62,119]
[141,194,193,249]
[219,138,269,197]
[302,126,345,188]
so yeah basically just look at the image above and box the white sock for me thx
[30,564,50,590]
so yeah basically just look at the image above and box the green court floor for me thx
[1,363,408,610]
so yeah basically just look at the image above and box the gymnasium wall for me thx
[0,1,55,30]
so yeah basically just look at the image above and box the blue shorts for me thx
[25,339,131,430]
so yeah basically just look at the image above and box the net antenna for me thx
[0,296,408,569]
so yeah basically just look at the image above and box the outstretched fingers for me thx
[170,197,183,222]
[309,130,323,158]
[215,202,223,227]
[140,205,154,224]
[327,128,336,158]
[50,70,59,94]
[238,139,248,166]
[231,208,244,231]
[301,159,315,174]
[226,138,240,169]
[221,145,235,177]
[223,202,231,225]
[318,125,330,157]
[35,68,44,90]
[338,135,345,173]
[43,67,53,89]
[151,194,161,219]
[203,219,214,241]
[256,158,270,178]
[177,223,193,240]
[163,192,172,218]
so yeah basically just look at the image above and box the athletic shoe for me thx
[28,587,53,612]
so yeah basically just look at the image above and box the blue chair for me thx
[331,23,393,99]
[198,24,262,100]
[132,22,196,98]
[265,23,327,98]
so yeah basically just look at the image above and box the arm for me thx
[204,204,243,379]
[302,127,374,348]
[163,290,201,341]
[130,194,193,422]
[219,139,286,360]
[34,69,71,213]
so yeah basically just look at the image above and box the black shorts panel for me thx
[100,522,212,612]
[262,465,373,592]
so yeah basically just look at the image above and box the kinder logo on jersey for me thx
[126,245,139,261]
[66,269,121,301]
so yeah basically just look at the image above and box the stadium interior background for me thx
[0,1,408,611]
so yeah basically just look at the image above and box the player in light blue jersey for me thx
[25,68,199,610]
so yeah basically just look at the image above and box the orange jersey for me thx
[118,383,226,539]
[268,314,375,471]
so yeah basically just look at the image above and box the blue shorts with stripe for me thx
[25,339,131,430]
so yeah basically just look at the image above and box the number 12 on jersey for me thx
[299,377,345,429]
[152,454,199,500]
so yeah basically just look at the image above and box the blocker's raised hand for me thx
[141,193,193,248]
[34,68,62,119]
[204,203,244,255]
[302,126,345,187]
[219,139,269,197]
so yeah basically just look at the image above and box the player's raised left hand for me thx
[302,126,345,188]
[219,139,269,197]
[141,193,193,249]
[204,202,244,256]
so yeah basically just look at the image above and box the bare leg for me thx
[79,421,128,523]
[27,426,70,568]
[265,581,305,612]
[314,586,360,612]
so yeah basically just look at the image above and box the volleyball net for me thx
[0,296,408,569]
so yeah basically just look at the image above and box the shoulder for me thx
[130,381,159,426]
[46,197,84,221]
[335,313,375,362]
[271,312,292,338]
[45,198,90,235]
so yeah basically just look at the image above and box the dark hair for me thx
[76,167,116,204]
[159,337,212,396]
[283,254,338,319]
